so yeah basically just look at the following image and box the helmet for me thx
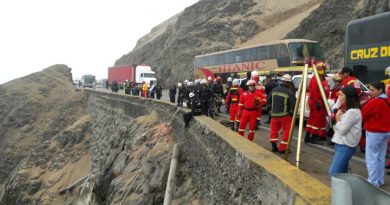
[227,77,232,82]
[281,74,292,82]
[386,66,390,75]
[187,81,193,86]
[177,82,182,87]
[247,80,256,86]
[251,70,259,77]
[201,79,208,84]
[189,92,195,98]
[207,76,212,81]
[216,76,222,82]
[184,79,189,84]
[232,79,240,86]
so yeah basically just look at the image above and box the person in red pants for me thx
[237,80,265,141]
[267,74,296,153]
[225,79,241,130]
[305,65,330,143]
[253,75,266,130]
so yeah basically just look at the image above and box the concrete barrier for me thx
[85,90,331,204]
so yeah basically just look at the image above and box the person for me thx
[142,81,148,97]
[224,77,233,112]
[212,76,224,113]
[225,79,240,130]
[361,82,390,187]
[105,80,109,90]
[340,66,361,95]
[329,73,343,103]
[199,79,213,116]
[253,75,266,129]
[264,75,279,123]
[177,82,184,106]
[267,74,296,153]
[169,83,176,103]
[240,71,252,92]
[305,64,330,143]
[237,80,266,141]
[328,86,361,176]
[183,92,203,127]
[111,80,119,93]
[149,81,155,98]
[155,82,162,100]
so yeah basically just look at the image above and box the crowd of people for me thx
[178,65,390,188]
[105,65,390,188]
[107,80,163,99]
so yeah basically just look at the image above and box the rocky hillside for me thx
[0,66,202,205]
[115,0,389,85]
[0,65,92,204]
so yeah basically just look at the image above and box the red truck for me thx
[108,64,156,85]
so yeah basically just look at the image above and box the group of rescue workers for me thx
[108,80,163,99]
[178,63,390,188]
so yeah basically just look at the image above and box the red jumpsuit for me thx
[225,86,240,125]
[306,77,330,139]
[238,90,265,141]
[255,84,266,123]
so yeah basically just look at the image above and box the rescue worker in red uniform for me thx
[329,73,343,103]
[305,65,330,143]
[253,75,266,129]
[237,80,266,141]
[225,79,241,131]
[267,74,296,153]
[340,67,361,95]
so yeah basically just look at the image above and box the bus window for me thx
[247,48,256,61]
[194,58,201,68]
[288,43,324,61]
[225,53,234,64]
[256,46,269,60]
[209,55,216,66]
[216,54,224,65]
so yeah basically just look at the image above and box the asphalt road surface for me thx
[93,87,390,192]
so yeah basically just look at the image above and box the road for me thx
[92,87,390,192]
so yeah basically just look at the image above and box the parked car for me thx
[291,74,369,119]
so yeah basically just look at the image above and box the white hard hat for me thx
[187,81,193,86]
[251,71,259,77]
[207,76,212,81]
[177,82,182,87]
[386,66,390,74]
[189,92,195,98]
[232,79,240,85]
[227,77,232,82]
[184,79,189,84]
[281,74,292,82]
[201,79,208,84]
[194,79,200,84]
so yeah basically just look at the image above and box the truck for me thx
[108,64,156,86]
[81,74,96,88]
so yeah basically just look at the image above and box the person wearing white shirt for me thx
[329,86,361,176]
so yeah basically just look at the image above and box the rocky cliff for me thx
[115,0,389,85]
[0,66,202,205]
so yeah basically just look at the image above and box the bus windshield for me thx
[288,43,324,61]
[82,75,96,84]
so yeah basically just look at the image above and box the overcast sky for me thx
[0,0,199,84]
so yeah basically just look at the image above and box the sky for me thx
[0,0,199,84]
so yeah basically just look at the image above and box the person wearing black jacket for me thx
[183,92,203,127]
[240,71,252,92]
[155,82,162,100]
[267,74,296,154]
[264,75,279,123]
[169,83,176,103]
